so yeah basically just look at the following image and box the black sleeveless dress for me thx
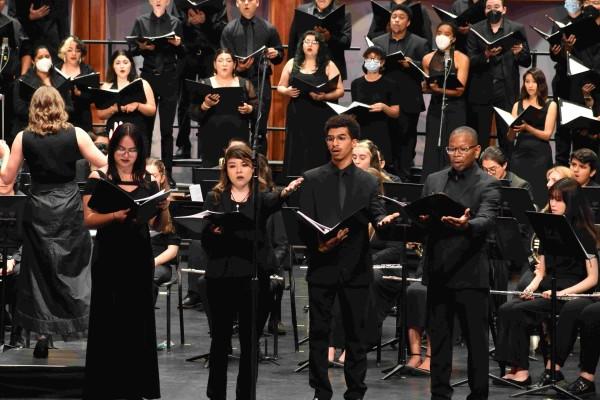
[422,50,467,182]
[106,81,150,152]
[16,127,91,334]
[283,65,336,176]
[83,172,160,399]
[510,100,553,208]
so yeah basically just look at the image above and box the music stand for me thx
[191,167,220,184]
[582,187,600,224]
[0,195,26,350]
[499,187,536,222]
[199,180,218,200]
[379,184,425,380]
[512,212,592,400]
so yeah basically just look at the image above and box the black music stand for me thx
[191,167,220,184]
[379,184,425,380]
[0,195,26,350]
[199,180,218,200]
[511,212,592,400]
[499,187,536,222]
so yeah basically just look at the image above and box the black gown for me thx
[350,75,400,163]
[189,77,257,167]
[83,172,160,400]
[283,65,336,177]
[57,62,96,133]
[422,51,467,182]
[15,127,91,335]
[510,100,553,208]
[106,81,150,152]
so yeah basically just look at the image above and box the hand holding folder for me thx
[174,210,254,233]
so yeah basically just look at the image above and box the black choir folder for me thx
[173,210,254,233]
[431,2,485,27]
[174,0,223,12]
[125,31,177,45]
[470,27,525,50]
[290,74,339,94]
[567,53,600,86]
[88,179,172,224]
[55,69,101,90]
[295,208,367,239]
[184,79,244,112]
[89,79,147,110]
[18,75,69,101]
[551,15,600,50]
[293,3,346,35]
[494,105,544,129]
[325,101,370,115]
[529,25,562,47]
[408,60,464,89]
[380,193,466,222]
[559,99,600,132]
[234,45,266,63]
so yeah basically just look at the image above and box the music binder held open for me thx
[174,210,254,233]
[295,209,367,239]
[290,74,339,94]
[234,46,266,63]
[431,2,485,27]
[184,79,245,113]
[566,53,600,86]
[293,3,346,36]
[89,78,147,110]
[493,105,544,129]
[125,31,177,45]
[470,27,525,51]
[529,25,562,47]
[54,69,101,90]
[173,0,222,12]
[325,101,370,115]
[380,193,466,222]
[88,179,172,224]
[558,98,600,132]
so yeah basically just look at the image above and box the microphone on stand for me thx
[443,50,451,72]
[1,38,8,63]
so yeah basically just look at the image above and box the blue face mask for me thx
[564,0,580,14]
[364,59,381,72]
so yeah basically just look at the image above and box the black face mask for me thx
[486,10,503,24]
[582,5,600,18]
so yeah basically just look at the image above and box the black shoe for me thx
[566,376,596,397]
[528,369,564,390]
[33,338,49,359]
[181,295,200,309]
[174,146,191,159]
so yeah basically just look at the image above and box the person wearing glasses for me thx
[506,68,557,209]
[277,30,344,176]
[480,145,534,198]
[419,126,500,400]
[82,123,171,399]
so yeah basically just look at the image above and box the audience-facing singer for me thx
[200,144,301,400]
[298,114,397,400]
[506,68,557,208]
[466,0,531,153]
[372,4,430,181]
[220,0,283,155]
[278,30,344,176]
[420,126,500,400]
[570,148,599,187]
[421,21,469,181]
[82,123,169,399]
[367,0,433,45]
[494,178,598,386]
[0,86,107,358]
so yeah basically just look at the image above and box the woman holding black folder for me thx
[201,144,301,399]
[494,177,598,386]
[189,48,257,167]
[0,86,107,358]
[421,22,469,181]
[13,45,74,139]
[82,122,170,400]
[277,30,344,176]
[56,36,97,133]
[96,50,156,152]
[507,68,557,208]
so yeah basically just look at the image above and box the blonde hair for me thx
[146,157,175,234]
[58,35,86,63]
[546,165,574,180]
[27,86,72,135]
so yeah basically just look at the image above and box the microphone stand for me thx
[249,50,270,400]
[436,53,451,166]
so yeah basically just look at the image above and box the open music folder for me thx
[494,105,545,129]
[174,210,254,233]
[89,78,147,110]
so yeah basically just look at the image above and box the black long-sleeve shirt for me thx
[220,16,284,81]
[129,11,185,75]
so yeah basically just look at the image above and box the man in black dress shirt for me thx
[172,0,227,159]
[220,0,283,155]
[129,0,185,185]
[466,0,531,154]
[367,0,433,46]
[373,4,430,180]
[421,126,500,400]
[299,114,396,400]
[570,147,600,187]
[288,0,352,81]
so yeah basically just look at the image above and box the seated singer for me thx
[420,126,500,400]
[298,114,397,400]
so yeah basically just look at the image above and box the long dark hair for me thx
[105,50,138,84]
[548,178,599,245]
[520,68,548,107]
[107,123,147,185]
[212,145,254,203]
[293,30,330,73]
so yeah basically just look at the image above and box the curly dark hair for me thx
[292,30,330,73]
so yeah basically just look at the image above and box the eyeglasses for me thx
[482,166,498,174]
[303,39,319,45]
[445,145,477,155]
[116,146,138,155]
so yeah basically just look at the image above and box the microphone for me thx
[1,38,8,62]
[443,50,451,71]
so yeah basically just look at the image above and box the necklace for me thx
[230,190,249,212]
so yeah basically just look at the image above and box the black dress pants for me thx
[396,112,420,181]
[308,283,370,400]
[427,286,489,400]
[579,301,600,374]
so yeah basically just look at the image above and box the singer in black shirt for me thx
[172,0,227,159]
[220,0,283,155]
[129,0,185,185]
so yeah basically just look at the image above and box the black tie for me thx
[338,170,346,214]
[243,19,254,57]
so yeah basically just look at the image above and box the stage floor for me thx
[2,266,598,400]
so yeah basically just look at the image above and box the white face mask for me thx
[364,59,381,73]
[435,34,452,51]
[35,58,53,73]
